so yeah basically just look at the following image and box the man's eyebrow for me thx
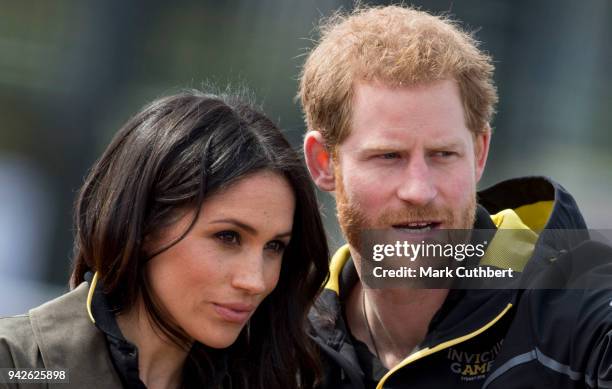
[357,139,466,152]
[355,141,405,151]
[427,139,466,149]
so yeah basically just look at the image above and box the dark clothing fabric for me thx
[309,176,612,389]
[350,334,387,388]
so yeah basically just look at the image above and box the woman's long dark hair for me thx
[70,89,329,388]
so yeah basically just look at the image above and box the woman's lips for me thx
[212,303,254,323]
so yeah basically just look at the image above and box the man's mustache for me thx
[373,207,455,227]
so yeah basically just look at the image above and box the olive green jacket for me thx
[0,282,123,388]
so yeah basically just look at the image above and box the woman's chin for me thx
[192,327,244,349]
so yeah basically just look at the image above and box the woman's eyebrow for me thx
[210,218,257,234]
[210,218,292,239]
[274,231,293,240]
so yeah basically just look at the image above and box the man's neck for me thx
[346,281,449,370]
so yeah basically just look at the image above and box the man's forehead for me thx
[349,80,467,127]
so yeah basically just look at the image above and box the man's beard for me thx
[335,170,477,252]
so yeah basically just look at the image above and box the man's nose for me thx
[395,155,437,206]
[231,251,267,295]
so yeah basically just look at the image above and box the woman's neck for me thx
[116,300,190,389]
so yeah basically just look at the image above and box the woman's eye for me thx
[215,231,240,245]
[264,240,287,254]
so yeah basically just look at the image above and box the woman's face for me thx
[146,171,295,348]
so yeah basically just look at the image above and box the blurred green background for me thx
[1,0,611,314]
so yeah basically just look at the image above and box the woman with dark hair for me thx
[0,90,329,388]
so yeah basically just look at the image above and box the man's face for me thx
[334,79,488,250]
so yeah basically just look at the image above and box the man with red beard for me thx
[299,5,612,389]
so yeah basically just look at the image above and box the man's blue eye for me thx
[379,152,399,159]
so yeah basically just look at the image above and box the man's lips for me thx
[212,302,255,323]
[391,221,442,231]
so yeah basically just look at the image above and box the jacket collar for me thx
[28,282,123,388]
[479,176,590,282]
[478,176,586,231]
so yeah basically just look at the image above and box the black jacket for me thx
[309,177,612,389]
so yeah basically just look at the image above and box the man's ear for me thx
[474,123,491,183]
[304,131,336,192]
